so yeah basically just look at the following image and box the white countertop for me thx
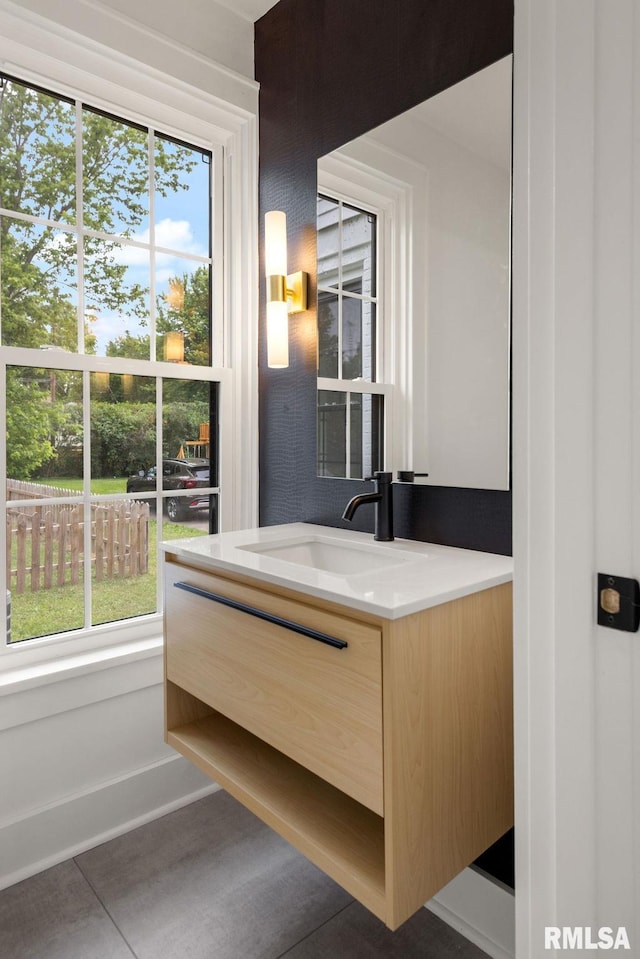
[162,523,513,619]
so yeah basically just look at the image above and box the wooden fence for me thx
[6,479,79,524]
[6,482,149,594]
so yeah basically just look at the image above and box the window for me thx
[316,193,387,479]
[0,73,227,647]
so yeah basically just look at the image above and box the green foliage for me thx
[162,401,210,459]
[0,81,76,222]
[106,332,151,362]
[6,367,85,479]
[90,402,156,478]
[5,369,56,478]
[80,109,149,235]
[86,400,209,478]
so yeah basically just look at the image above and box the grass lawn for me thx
[36,476,128,495]
[9,520,206,643]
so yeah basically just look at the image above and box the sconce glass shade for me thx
[165,278,185,311]
[92,371,110,394]
[264,210,307,368]
[265,210,287,277]
[266,299,289,368]
[164,330,185,363]
[265,210,288,368]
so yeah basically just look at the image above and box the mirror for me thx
[317,56,512,491]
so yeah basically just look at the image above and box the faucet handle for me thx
[364,471,392,484]
[397,470,429,483]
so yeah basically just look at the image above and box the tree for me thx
[156,266,210,367]
[90,402,156,478]
[162,401,210,460]
[5,369,57,478]
[0,74,199,476]
[106,332,151,361]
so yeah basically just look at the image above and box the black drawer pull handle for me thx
[174,581,348,650]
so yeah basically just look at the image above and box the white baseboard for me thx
[0,754,218,891]
[427,867,515,959]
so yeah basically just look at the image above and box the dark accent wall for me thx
[255,0,514,884]
[255,0,513,556]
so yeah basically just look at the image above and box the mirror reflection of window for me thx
[316,194,383,479]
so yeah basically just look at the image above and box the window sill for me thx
[0,630,163,698]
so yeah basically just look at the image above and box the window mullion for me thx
[317,376,388,396]
[78,104,93,630]
[155,376,163,613]
[345,389,352,479]
[149,130,157,362]
[82,369,92,629]
[76,99,85,355]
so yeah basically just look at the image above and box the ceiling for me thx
[213,0,276,21]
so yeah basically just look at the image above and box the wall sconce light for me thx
[164,330,185,363]
[165,278,185,312]
[92,371,110,394]
[265,211,308,368]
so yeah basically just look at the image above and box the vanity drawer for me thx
[164,561,383,814]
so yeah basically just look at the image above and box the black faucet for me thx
[341,471,394,542]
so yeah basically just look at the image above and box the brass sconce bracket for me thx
[285,270,308,313]
[266,271,308,314]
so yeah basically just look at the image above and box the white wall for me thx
[369,114,511,490]
[513,0,640,954]
[0,0,256,890]
[0,652,216,889]
[14,0,255,83]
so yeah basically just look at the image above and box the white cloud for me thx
[113,218,206,267]
[112,243,149,267]
[155,218,199,253]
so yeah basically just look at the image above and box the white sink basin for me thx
[237,534,421,575]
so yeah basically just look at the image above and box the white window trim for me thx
[0,2,258,684]
[317,147,422,478]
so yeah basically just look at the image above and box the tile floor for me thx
[0,790,489,958]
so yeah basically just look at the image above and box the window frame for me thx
[316,190,387,479]
[0,13,258,672]
[317,151,416,480]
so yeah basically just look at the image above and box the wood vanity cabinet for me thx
[163,553,513,931]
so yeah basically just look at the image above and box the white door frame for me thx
[513,0,639,954]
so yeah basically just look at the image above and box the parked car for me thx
[126,458,212,522]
